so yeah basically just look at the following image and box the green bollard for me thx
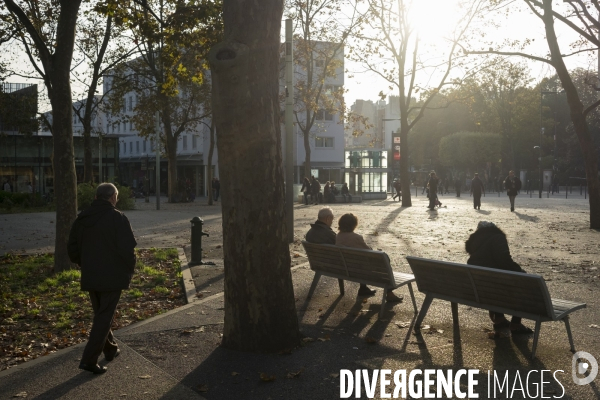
[189,216,215,266]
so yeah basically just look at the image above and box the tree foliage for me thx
[439,131,501,171]
[98,0,222,201]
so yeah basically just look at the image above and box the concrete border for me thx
[177,247,197,303]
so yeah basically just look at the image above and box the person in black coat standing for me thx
[68,183,137,374]
[465,221,533,334]
[503,170,521,212]
[470,173,485,210]
[427,172,439,210]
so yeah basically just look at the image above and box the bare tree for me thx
[1,0,82,272]
[209,0,300,352]
[349,0,487,206]
[466,0,600,228]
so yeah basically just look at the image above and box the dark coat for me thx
[341,185,350,195]
[305,220,336,244]
[428,177,439,193]
[68,199,137,291]
[504,176,521,196]
[465,225,524,273]
[471,176,485,195]
[311,179,321,195]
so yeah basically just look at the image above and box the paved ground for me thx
[1,191,599,399]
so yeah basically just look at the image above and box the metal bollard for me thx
[189,216,215,266]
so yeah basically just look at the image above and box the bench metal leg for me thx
[338,279,344,296]
[408,283,417,314]
[531,319,542,359]
[414,294,433,330]
[451,302,459,326]
[379,288,388,318]
[563,316,576,353]
[306,272,321,300]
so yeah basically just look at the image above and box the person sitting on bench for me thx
[465,221,533,335]
[336,213,403,302]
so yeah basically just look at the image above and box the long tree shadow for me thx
[514,211,540,223]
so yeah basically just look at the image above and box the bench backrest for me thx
[302,241,394,285]
[406,256,554,319]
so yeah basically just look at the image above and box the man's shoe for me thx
[386,293,403,303]
[105,348,120,362]
[79,363,107,374]
[357,287,377,296]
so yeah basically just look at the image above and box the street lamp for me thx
[534,145,541,198]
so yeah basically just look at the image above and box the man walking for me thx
[470,173,485,210]
[392,179,401,201]
[310,176,321,205]
[503,170,521,212]
[427,171,439,211]
[68,183,137,374]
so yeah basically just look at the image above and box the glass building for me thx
[344,149,388,197]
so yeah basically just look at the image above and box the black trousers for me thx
[473,193,481,208]
[489,311,521,325]
[81,290,121,365]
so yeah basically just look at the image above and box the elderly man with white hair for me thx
[68,183,137,374]
[305,206,336,244]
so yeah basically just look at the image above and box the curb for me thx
[177,247,197,304]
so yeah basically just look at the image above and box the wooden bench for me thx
[406,256,587,358]
[302,241,417,317]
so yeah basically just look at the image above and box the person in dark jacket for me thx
[310,176,321,205]
[465,221,533,335]
[503,170,521,212]
[341,182,352,203]
[470,173,485,210]
[68,183,137,374]
[392,179,401,201]
[300,177,311,205]
[455,177,461,197]
[305,207,336,245]
[427,172,439,210]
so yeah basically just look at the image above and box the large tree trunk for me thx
[207,122,215,205]
[542,0,600,228]
[209,0,300,352]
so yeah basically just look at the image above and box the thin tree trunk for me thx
[542,0,600,228]
[400,127,412,207]
[303,131,311,179]
[209,0,300,352]
[207,122,215,205]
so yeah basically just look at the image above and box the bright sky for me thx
[3,1,598,111]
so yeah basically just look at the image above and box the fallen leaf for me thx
[302,337,315,343]
[197,384,208,392]
[181,330,192,335]
[138,375,151,379]
[12,392,27,398]
[589,324,600,329]
[330,373,339,379]
[231,372,239,376]
[365,337,378,344]
[286,368,304,379]
[394,321,410,328]
[259,372,276,382]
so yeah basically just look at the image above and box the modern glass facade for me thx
[344,150,388,194]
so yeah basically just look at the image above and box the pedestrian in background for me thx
[68,183,137,374]
[470,173,485,210]
[392,179,401,201]
[300,177,311,205]
[311,176,321,205]
[341,182,352,203]
[427,171,439,211]
[504,170,521,212]
[455,176,461,197]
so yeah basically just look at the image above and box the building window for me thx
[316,109,333,121]
[192,135,197,149]
[123,142,126,154]
[183,135,187,150]
[130,121,133,131]
[151,140,155,151]
[315,137,334,148]
[129,142,132,153]
[135,141,139,153]
[128,96,133,111]
[143,140,147,152]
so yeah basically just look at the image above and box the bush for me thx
[76,182,135,211]
[0,190,36,209]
